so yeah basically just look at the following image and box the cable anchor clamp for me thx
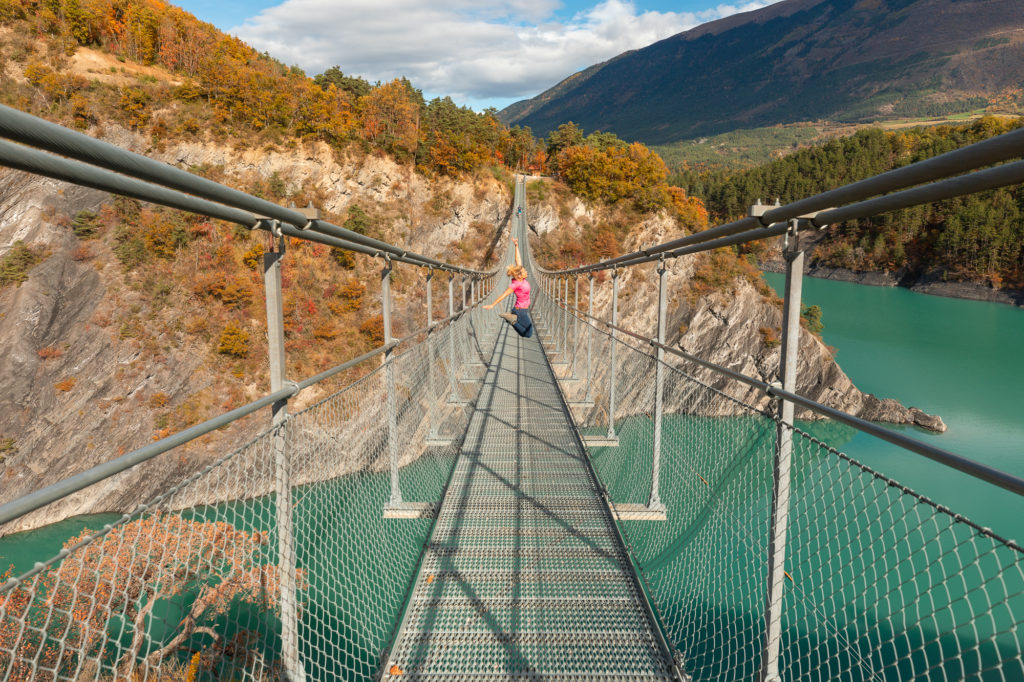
[748,197,782,228]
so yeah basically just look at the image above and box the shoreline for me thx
[759,260,1024,308]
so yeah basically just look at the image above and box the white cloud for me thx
[695,2,782,22]
[233,0,781,108]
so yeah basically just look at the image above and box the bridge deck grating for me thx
[382,321,676,681]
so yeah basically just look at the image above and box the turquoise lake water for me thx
[763,273,1024,542]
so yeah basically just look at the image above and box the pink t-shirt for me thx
[510,279,531,308]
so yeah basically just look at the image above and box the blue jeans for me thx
[512,307,533,338]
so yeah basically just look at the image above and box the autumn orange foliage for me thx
[556,141,670,211]
[1,0,543,177]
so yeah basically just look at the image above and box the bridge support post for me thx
[446,273,468,405]
[456,276,471,379]
[607,269,619,441]
[565,277,572,364]
[425,270,450,447]
[547,277,556,348]
[586,275,595,402]
[381,257,403,508]
[571,275,579,379]
[548,276,557,348]
[561,276,569,361]
[648,258,667,513]
[761,219,802,682]
[262,228,305,682]
[557,276,570,366]
[550,276,562,357]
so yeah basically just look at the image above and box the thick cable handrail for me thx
[606,157,1024,270]
[0,139,256,226]
[0,137,459,267]
[547,295,1024,497]
[542,126,1024,275]
[0,104,493,275]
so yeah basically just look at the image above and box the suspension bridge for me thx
[0,104,1022,681]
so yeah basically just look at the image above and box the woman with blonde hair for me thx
[484,236,533,338]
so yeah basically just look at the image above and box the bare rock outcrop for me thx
[527,194,590,237]
[0,173,215,532]
[675,278,945,430]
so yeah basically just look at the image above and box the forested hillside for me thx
[0,0,543,175]
[672,117,1024,290]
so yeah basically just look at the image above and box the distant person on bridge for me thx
[484,236,532,338]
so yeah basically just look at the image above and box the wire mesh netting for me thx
[382,314,677,681]
[534,280,1024,682]
[0,308,490,682]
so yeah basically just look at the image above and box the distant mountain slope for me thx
[500,0,1024,144]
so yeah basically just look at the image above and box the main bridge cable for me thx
[0,133,433,266]
[543,125,1024,276]
[0,104,492,277]
[0,137,470,271]
[596,157,1024,272]
[536,155,1024,277]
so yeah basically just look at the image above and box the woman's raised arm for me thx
[485,287,514,310]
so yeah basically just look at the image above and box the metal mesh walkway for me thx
[382,320,679,680]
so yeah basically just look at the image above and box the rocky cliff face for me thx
[530,201,945,433]
[0,127,509,535]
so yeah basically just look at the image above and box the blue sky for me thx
[173,0,783,111]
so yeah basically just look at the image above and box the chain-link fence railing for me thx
[0,305,497,682]
[535,285,1024,682]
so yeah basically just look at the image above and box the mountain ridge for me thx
[500,0,1024,144]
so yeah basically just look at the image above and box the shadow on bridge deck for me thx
[382,322,679,680]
